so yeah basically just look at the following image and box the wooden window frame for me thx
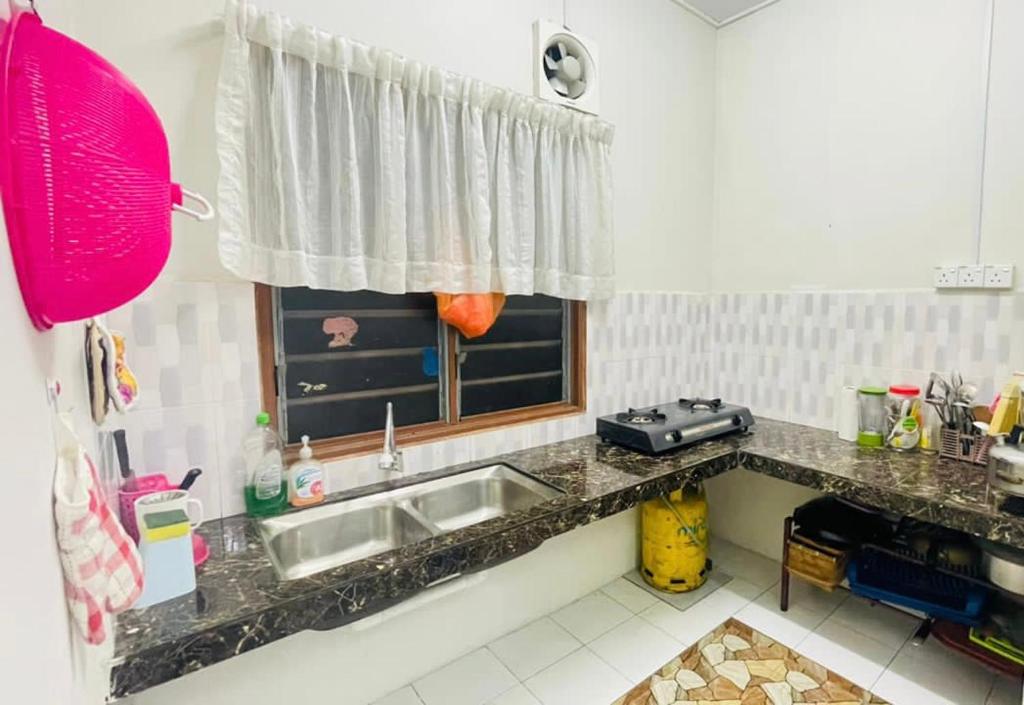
[255,284,587,461]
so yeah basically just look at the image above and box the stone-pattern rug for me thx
[612,618,890,705]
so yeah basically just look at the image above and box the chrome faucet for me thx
[378,402,403,474]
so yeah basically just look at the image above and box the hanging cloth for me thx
[53,413,143,644]
[216,0,616,300]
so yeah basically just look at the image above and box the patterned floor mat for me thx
[612,617,890,705]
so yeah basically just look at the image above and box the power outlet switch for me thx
[984,265,1014,289]
[957,265,984,288]
[933,266,959,289]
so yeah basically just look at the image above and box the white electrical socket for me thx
[933,266,959,289]
[957,265,985,288]
[984,264,1014,289]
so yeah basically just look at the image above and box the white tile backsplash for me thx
[105,282,1024,520]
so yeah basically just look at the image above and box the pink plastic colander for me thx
[0,5,212,330]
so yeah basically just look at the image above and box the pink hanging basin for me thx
[0,6,211,330]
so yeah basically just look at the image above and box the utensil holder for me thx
[939,428,994,466]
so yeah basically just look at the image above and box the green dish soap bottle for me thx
[243,412,287,517]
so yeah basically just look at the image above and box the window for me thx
[255,285,586,458]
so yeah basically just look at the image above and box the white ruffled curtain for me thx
[216,0,615,300]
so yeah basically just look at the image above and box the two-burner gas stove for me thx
[596,398,755,455]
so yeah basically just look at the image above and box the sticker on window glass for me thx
[322,316,358,348]
[422,347,439,378]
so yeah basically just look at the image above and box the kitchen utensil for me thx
[133,509,196,609]
[991,374,1024,436]
[134,489,203,536]
[113,429,134,483]
[886,385,921,450]
[931,622,1024,677]
[847,547,988,625]
[856,386,887,447]
[178,468,202,491]
[988,441,1024,497]
[0,8,213,330]
[835,385,859,442]
[925,372,950,412]
[980,539,1024,596]
[85,321,109,424]
[192,533,210,567]
[940,428,995,466]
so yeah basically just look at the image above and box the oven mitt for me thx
[435,293,506,339]
[85,320,108,424]
[100,327,139,412]
[54,413,144,644]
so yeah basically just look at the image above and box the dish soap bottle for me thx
[288,435,325,507]
[243,412,286,517]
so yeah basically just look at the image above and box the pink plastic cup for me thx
[117,474,172,543]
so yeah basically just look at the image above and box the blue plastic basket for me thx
[847,548,988,625]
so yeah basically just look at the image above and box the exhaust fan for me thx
[534,20,599,115]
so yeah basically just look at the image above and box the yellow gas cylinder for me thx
[641,483,710,593]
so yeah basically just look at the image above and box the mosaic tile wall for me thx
[104,279,263,521]
[709,291,1024,431]
[102,282,1024,520]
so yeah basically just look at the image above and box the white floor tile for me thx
[767,579,849,618]
[589,616,685,681]
[986,674,1023,705]
[373,686,423,705]
[413,649,518,705]
[797,619,899,689]
[525,648,632,705]
[824,594,920,650]
[711,540,782,591]
[639,600,710,646]
[550,592,632,643]
[734,589,827,647]
[601,576,659,613]
[637,581,747,647]
[873,637,996,705]
[487,685,541,705]
[488,618,581,680]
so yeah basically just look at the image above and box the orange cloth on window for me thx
[434,293,506,338]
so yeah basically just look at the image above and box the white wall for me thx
[978,0,1024,264]
[0,4,118,702]
[712,0,993,291]
[0,185,81,705]
[64,0,717,292]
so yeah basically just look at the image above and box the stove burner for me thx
[616,407,666,425]
[678,397,722,412]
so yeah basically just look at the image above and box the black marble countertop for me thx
[110,418,1024,699]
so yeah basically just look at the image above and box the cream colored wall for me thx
[712,0,994,291]
[64,0,718,292]
[0,177,84,705]
[978,0,1024,265]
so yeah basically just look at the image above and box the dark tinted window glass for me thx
[457,295,567,416]
[276,289,442,443]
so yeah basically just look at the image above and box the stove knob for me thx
[731,415,743,427]
[665,430,682,443]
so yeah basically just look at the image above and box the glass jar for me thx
[857,386,887,447]
[886,384,922,451]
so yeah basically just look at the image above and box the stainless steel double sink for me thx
[258,464,564,580]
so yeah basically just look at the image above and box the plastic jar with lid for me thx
[886,384,922,450]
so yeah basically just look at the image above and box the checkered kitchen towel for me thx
[54,413,143,644]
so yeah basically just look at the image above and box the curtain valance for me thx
[216,0,616,299]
